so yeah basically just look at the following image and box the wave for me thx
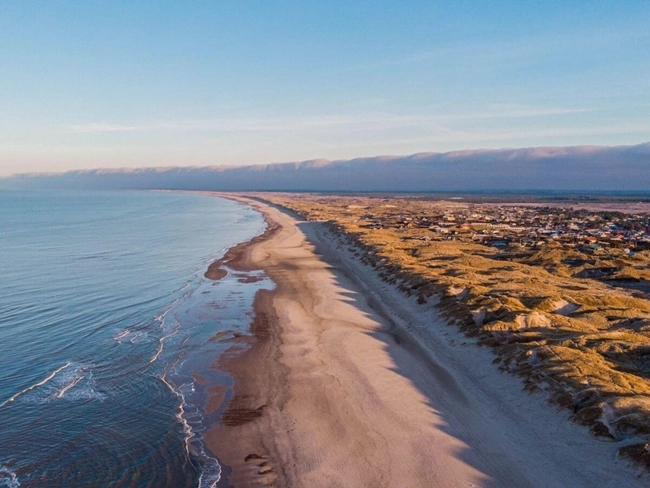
[113,329,130,341]
[0,466,19,488]
[147,296,187,365]
[55,374,84,399]
[149,314,182,365]
[113,328,150,344]
[128,331,149,343]
[161,369,221,488]
[113,248,269,486]
[114,296,185,350]
[1,362,105,406]
[0,362,71,408]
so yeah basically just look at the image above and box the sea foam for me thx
[0,466,19,488]
[1,362,106,406]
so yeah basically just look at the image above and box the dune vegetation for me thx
[255,192,650,469]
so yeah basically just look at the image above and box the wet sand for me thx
[204,194,647,488]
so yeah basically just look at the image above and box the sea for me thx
[0,190,272,488]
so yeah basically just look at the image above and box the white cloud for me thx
[65,104,593,135]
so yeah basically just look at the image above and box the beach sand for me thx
[205,195,646,488]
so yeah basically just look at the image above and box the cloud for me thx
[68,123,146,133]
[65,104,593,135]
[3,142,649,192]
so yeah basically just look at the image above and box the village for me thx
[355,203,650,253]
[256,192,650,475]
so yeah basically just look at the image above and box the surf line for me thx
[0,362,72,408]
[114,329,130,341]
[55,375,84,399]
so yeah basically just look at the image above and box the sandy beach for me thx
[205,195,647,488]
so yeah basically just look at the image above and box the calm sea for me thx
[0,190,271,488]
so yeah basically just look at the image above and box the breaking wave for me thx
[0,466,19,488]
[1,362,105,406]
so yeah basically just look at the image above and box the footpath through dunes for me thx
[206,194,647,488]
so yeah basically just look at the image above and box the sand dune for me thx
[207,195,646,487]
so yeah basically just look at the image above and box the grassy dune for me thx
[258,193,650,469]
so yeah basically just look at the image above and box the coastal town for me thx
[273,195,650,295]
[258,192,650,472]
[354,202,650,251]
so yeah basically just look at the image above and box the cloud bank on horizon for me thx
[3,143,649,192]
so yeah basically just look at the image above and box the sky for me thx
[1,1,649,176]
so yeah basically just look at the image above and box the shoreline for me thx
[202,197,288,486]
[204,193,648,487]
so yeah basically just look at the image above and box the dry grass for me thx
[255,192,650,469]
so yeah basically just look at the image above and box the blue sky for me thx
[1,1,649,175]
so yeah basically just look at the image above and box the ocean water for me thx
[0,190,272,487]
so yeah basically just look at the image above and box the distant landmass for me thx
[2,142,650,192]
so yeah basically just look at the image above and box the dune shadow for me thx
[291,219,529,488]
